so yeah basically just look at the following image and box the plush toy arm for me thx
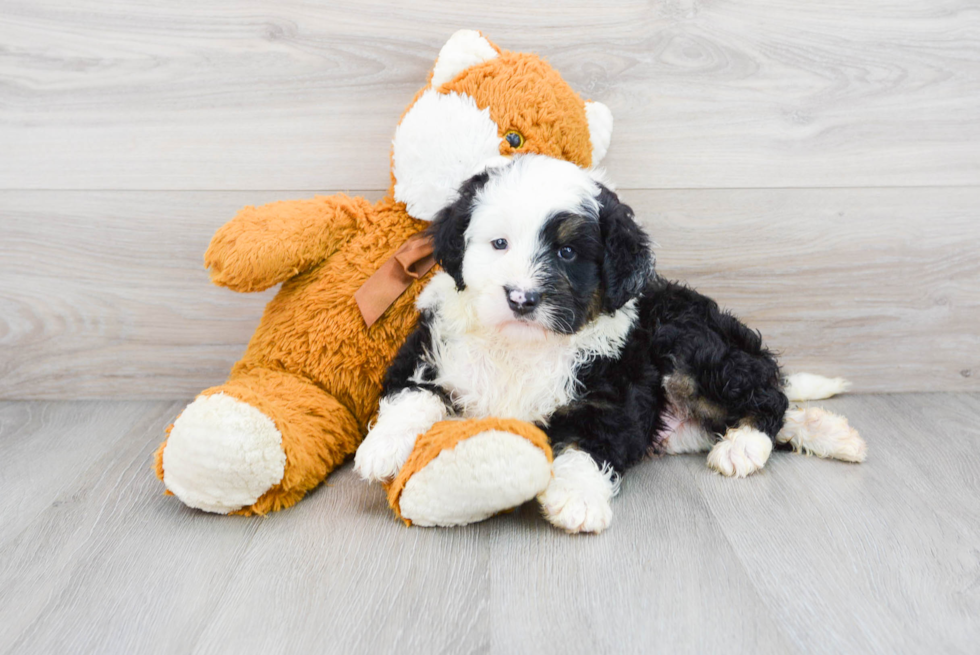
[205,194,375,292]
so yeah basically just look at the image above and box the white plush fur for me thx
[584,100,613,164]
[392,89,502,221]
[777,406,867,462]
[538,448,620,534]
[163,393,286,514]
[784,372,852,401]
[354,389,449,482]
[706,425,773,478]
[430,29,499,89]
[398,430,553,527]
[416,272,637,424]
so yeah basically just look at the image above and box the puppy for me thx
[355,154,865,533]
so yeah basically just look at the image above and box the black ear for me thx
[596,185,654,312]
[426,170,492,290]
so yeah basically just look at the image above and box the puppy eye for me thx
[492,238,509,251]
[557,245,576,261]
[504,130,525,149]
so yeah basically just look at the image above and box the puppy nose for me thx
[505,286,541,315]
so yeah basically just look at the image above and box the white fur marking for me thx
[392,90,502,221]
[538,449,619,534]
[584,100,613,164]
[163,393,286,514]
[430,30,499,89]
[399,430,553,527]
[784,373,851,401]
[778,406,867,462]
[706,426,773,478]
[354,389,448,482]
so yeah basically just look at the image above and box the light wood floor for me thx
[1,393,978,655]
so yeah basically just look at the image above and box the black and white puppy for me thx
[356,154,865,533]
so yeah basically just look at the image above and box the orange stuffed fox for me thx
[153,30,614,522]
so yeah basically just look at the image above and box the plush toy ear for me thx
[596,185,653,312]
[585,101,614,165]
[427,169,493,290]
[430,30,500,89]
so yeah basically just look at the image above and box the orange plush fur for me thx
[154,31,605,516]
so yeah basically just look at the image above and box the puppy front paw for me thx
[538,449,618,534]
[353,427,416,483]
[706,426,773,477]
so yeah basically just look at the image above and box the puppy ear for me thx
[596,186,654,312]
[427,170,491,290]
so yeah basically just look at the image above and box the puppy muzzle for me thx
[504,286,541,317]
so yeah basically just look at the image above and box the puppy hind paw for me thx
[706,426,773,478]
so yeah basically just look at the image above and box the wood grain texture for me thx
[0,401,156,550]
[1,187,976,399]
[680,392,980,654]
[2,0,979,190]
[0,400,267,655]
[0,395,978,654]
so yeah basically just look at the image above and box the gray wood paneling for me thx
[2,1,978,190]
[1,395,978,654]
[1,187,976,399]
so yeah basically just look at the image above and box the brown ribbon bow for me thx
[354,234,436,327]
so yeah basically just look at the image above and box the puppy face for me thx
[429,155,653,338]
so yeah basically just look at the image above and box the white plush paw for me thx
[706,426,773,478]
[163,393,286,514]
[399,430,552,527]
[353,425,418,483]
[538,450,618,534]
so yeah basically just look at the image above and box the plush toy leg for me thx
[154,367,360,515]
[386,418,553,527]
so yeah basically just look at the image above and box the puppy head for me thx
[428,154,653,338]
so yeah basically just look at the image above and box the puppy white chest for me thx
[434,335,582,423]
[417,273,639,425]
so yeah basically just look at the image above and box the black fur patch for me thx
[544,277,788,473]
[381,309,454,409]
[426,170,491,291]
[534,211,603,333]
[595,185,654,312]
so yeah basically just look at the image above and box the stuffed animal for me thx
[153,30,614,521]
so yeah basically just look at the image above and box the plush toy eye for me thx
[557,245,576,261]
[492,238,509,250]
[504,130,525,148]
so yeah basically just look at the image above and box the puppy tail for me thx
[783,372,851,401]
[776,406,867,463]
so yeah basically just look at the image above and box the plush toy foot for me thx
[386,418,553,527]
[538,449,618,534]
[155,367,361,515]
[706,425,773,478]
[159,393,286,514]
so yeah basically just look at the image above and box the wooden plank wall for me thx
[1,0,978,398]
